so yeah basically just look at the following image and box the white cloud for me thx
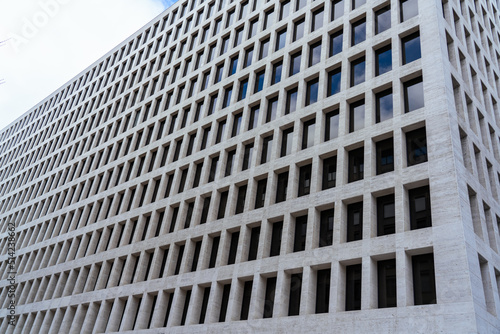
[0,0,174,131]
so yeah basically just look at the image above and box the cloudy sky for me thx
[0,0,177,131]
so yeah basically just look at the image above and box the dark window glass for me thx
[248,105,260,130]
[192,162,203,188]
[260,38,270,60]
[208,236,220,268]
[345,264,362,311]
[232,113,243,137]
[325,110,339,141]
[227,231,239,265]
[349,99,365,132]
[322,156,337,189]
[302,119,315,149]
[270,221,283,256]
[223,87,232,109]
[412,253,436,305]
[309,42,322,67]
[215,65,224,83]
[216,120,226,144]
[402,32,421,64]
[238,79,248,100]
[351,18,366,45]
[263,277,277,318]
[173,139,182,162]
[191,241,202,271]
[350,56,365,86]
[404,77,424,112]
[409,185,432,230]
[239,1,248,19]
[281,127,293,157]
[199,287,210,323]
[347,201,363,242]
[376,138,394,174]
[225,149,236,176]
[306,78,319,105]
[377,194,395,236]
[375,45,392,76]
[293,215,307,252]
[332,0,344,21]
[174,244,185,275]
[200,197,211,224]
[261,135,273,163]
[298,164,312,196]
[281,0,290,19]
[376,88,393,122]
[328,68,341,96]
[316,268,331,313]
[293,19,305,41]
[240,281,253,320]
[208,94,218,115]
[255,70,265,92]
[219,284,231,322]
[235,184,247,214]
[312,8,324,31]
[286,88,298,114]
[406,127,427,165]
[329,30,343,57]
[247,226,260,261]
[255,178,267,209]
[401,0,418,22]
[348,147,364,182]
[200,126,211,150]
[220,36,230,55]
[276,171,289,203]
[276,29,287,50]
[230,56,238,75]
[217,190,228,219]
[272,61,283,85]
[264,9,275,30]
[375,6,391,34]
[266,98,279,123]
[290,52,302,76]
[244,48,254,68]
[208,156,219,183]
[180,289,191,325]
[288,273,302,316]
[235,27,244,47]
[319,208,334,246]
[242,143,254,170]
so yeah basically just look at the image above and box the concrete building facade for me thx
[0,0,500,332]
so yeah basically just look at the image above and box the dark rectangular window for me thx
[325,110,339,141]
[199,287,211,324]
[240,281,253,320]
[350,56,365,86]
[174,245,185,275]
[200,197,211,224]
[375,5,391,34]
[281,127,293,157]
[275,171,289,203]
[293,215,307,252]
[235,184,247,214]
[216,120,226,144]
[244,47,254,68]
[328,68,341,96]
[378,259,397,308]
[208,94,218,115]
[178,168,188,193]
[406,127,427,166]
[302,118,316,149]
[290,52,301,76]
[184,202,194,228]
[238,79,248,100]
[191,240,202,271]
[298,164,312,196]
[208,236,220,268]
[332,0,344,21]
[345,264,362,311]
[376,88,393,122]
[280,0,290,19]
[259,38,270,60]
[293,18,305,41]
[288,273,302,316]
[286,88,298,114]
[271,61,283,85]
[242,143,254,170]
[322,156,337,190]
[270,221,283,257]
[375,45,392,76]
[309,42,322,67]
[266,97,278,123]
[347,201,363,242]
[312,8,324,31]
[349,100,365,133]
[248,226,260,261]
[319,208,334,247]
[180,290,191,326]
[208,156,219,183]
[348,147,364,182]
[254,70,265,92]
[401,0,418,22]
[200,126,211,150]
[316,268,331,313]
[255,178,267,209]
[404,77,424,112]
[409,185,432,230]
[248,105,260,130]
[263,277,277,318]
[215,64,224,83]
[402,32,421,64]
[227,231,240,265]
[351,18,366,45]
[276,29,287,50]
[222,87,233,109]
[219,284,231,322]
[230,56,238,75]
[377,194,395,236]
[376,138,394,174]
[232,112,243,137]
[249,19,258,38]
[261,135,273,163]
[329,30,343,56]
[217,190,229,219]
[412,253,436,305]
[225,149,236,176]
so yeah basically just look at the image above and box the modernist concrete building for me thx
[0,0,500,332]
